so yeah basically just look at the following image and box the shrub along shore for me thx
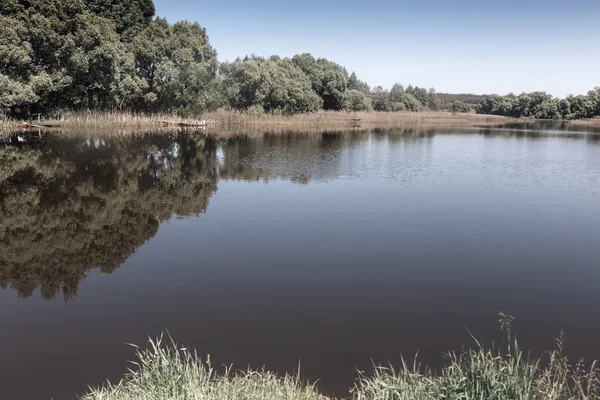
[82,317,599,400]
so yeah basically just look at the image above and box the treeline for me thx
[0,0,451,117]
[1,0,599,120]
[476,90,600,120]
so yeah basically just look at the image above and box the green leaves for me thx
[292,54,348,110]
[477,90,600,120]
[3,1,596,119]
[132,19,218,114]
[345,89,372,111]
[0,74,38,109]
[220,56,323,114]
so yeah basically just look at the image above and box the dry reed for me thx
[1,110,520,134]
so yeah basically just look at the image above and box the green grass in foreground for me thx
[82,314,599,400]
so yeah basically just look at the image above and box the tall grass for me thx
[352,314,599,400]
[202,109,520,128]
[82,315,599,400]
[1,110,521,135]
[4,110,600,135]
[81,333,324,400]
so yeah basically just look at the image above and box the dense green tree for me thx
[0,0,132,113]
[404,85,440,110]
[344,89,372,111]
[587,87,600,116]
[292,54,348,110]
[63,12,130,110]
[476,91,578,120]
[389,84,405,104]
[370,86,391,111]
[566,95,595,119]
[450,100,472,113]
[132,18,219,113]
[0,73,38,111]
[220,56,322,113]
[86,0,155,39]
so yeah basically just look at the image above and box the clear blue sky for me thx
[153,0,599,96]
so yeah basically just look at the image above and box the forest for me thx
[1,0,599,120]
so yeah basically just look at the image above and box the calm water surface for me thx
[1,125,600,399]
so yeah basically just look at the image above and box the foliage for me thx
[450,100,473,113]
[1,1,598,119]
[0,0,217,115]
[219,55,323,113]
[291,53,349,110]
[369,84,438,112]
[86,0,155,39]
[132,18,219,114]
[344,89,373,111]
[476,89,600,120]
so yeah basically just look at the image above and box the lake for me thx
[1,124,600,399]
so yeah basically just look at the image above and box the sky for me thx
[153,0,600,97]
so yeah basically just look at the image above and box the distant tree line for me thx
[1,0,599,119]
[476,90,600,120]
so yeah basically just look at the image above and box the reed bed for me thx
[568,118,600,127]
[0,111,207,132]
[82,315,599,400]
[202,109,521,128]
[4,110,599,137]
[1,110,520,135]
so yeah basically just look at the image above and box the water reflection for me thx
[0,132,219,299]
[1,125,599,300]
[2,126,600,400]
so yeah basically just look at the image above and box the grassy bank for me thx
[0,110,522,134]
[82,317,599,400]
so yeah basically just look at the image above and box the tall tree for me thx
[220,55,322,113]
[292,54,348,110]
[348,71,370,94]
[132,18,219,113]
[86,0,155,39]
